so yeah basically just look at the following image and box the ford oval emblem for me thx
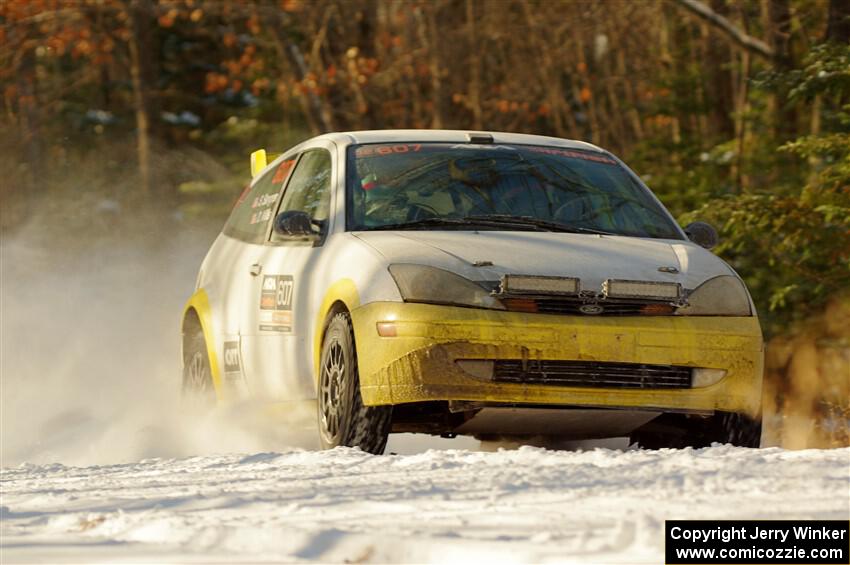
[579,304,604,315]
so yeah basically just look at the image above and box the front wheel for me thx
[630,412,762,449]
[318,312,392,454]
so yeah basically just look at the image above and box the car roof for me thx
[307,129,606,153]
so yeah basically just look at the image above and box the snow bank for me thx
[2,446,848,563]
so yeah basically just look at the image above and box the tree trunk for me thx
[16,46,42,183]
[521,1,572,138]
[732,50,751,192]
[826,0,850,43]
[267,12,334,134]
[764,0,793,70]
[3,40,41,232]
[415,4,443,129]
[617,49,644,142]
[704,0,735,139]
[763,0,797,140]
[659,7,682,154]
[127,0,157,197]
[465,0,483,130]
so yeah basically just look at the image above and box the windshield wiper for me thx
[463,215,616,235]
[361,215,616,234]
[362,217,490,231]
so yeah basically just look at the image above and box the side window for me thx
[223,158,296,243]
[278,149,333,222]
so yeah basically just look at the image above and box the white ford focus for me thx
[182,130,763,454]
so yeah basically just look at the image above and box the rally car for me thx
[181,129,763,454]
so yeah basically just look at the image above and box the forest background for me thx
[1,0,848,447]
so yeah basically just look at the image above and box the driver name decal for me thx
[259,275,294,332]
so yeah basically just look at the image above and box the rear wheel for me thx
[182,322,215,405]
[318,312,392,454]
[630,412,762,449]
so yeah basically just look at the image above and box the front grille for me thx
[492,360,692,389]
[501,297,676,316]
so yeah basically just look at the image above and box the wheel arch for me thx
[313,279,360,384]
[182,288,224,397]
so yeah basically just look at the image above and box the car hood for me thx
[353,230,735,292]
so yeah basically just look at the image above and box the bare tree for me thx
[266,9,334,134]
[826,0,850,43]
[127,0,156,196]
[671,0,775,59]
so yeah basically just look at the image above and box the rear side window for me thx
[278,149,333,222]
[223,157,297,243]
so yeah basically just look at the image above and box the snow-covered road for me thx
[2,445,848,563]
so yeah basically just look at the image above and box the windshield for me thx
[345,143,682,239]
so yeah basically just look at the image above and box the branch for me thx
[671,0,775,60]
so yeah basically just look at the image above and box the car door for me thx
[202,162,293,397]
[239,142,337,401]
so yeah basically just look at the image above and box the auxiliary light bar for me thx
[499,275,580,295]
[603,279,681,300]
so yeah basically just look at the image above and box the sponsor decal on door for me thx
[259,275,294,332]
[223,340,243,382]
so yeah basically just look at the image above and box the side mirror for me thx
[684,221,719,250]
[274,210,315,237]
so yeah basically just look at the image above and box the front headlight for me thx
[679,275,752,316]
[388,264,505,310]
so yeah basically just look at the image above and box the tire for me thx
[630,412,762,449]
[318,312,392,454]
[717,411,762,448]
[182,322,215,405]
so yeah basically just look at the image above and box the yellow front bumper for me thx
[350,302,764,416]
